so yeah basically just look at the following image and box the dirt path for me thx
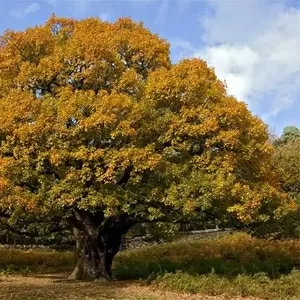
[0,273,260,300]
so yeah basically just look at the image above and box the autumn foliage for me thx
[0,16,292,280]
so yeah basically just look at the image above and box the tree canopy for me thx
[273,126,300,146]
[256,128,300,239]
[274,131,300,200]
[0,16,292,280]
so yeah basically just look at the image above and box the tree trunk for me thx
[68,251,113,281]
[68,210,134,281]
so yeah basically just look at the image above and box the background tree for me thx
[273,126,300,146]
[271,128,300,238]
[250,127,300,238]
[0,16,291,281]
[274,134,300,199]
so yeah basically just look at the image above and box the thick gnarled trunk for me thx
[68,251,113,281]
[68,210,134,281]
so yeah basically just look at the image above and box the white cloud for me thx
[174,1,300,120]
[200,0,285,46]
[46,0,90,17]
[155,0,169,25]
[25,3,40,14]
[45,0,59,6]
[71,0,90,16]
[99,12,111,22]
[11,2,40,18]
[197,45,259,101]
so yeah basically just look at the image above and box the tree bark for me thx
[68,249,113,281]
[68,210,134,281]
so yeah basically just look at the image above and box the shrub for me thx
[114,233,300,279]
[0,247,74,273]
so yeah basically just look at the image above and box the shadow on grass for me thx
[0,275,137,300]
[114,257,295,281]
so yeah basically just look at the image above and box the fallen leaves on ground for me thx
[0,273,261,300]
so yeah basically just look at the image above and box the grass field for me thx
[1,233,300,299]
[0,273,260,300]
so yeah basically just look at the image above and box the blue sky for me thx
[0,0,300,135]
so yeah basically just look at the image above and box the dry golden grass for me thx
[0,247,73,272]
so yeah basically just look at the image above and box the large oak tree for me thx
[0,16,291,280]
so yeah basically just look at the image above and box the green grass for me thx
[154,270,300,300]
